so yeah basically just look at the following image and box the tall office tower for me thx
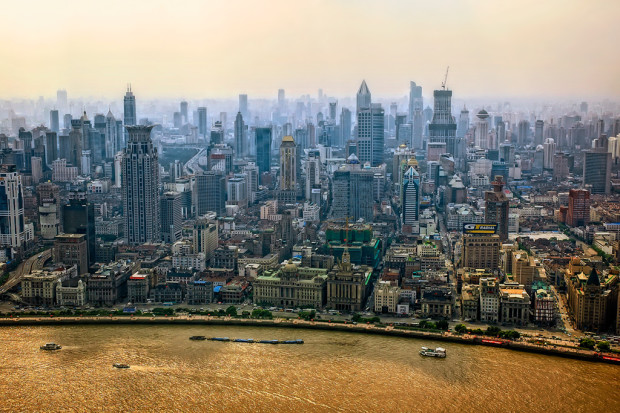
[401,166,420,235]
[428,89,457,156]
[408,81,424,148]
[56,89,68,111]
[31,157,43,183]
[394,113,407,143]
[210,121,224,145]
[583,148,612,194]
[243,162,259,203]
[553,152,571,181]
[197,107,207,140]
[50,110,60,133]
[161,191,182,243]
[461,234,501,271]
[123,85,136,144]
[239,94,248,118]
[278,89,286,112]
[474,110,490,148]
[67,120,83,168]
[305,151,320,200]
[307,123,316,148]
[457,106,469,138]
[0,165,26,259]
[329,101,338,121]
[534,120,544,146]
[180,101,188,123]
[227,175,248,208]
[567,189,591,227]
[543,138,555,170]
[19,129,33,172]
[122,125,160,244]
[194,170,226,216]
[278,136,297,204]
[356,80,371,114]
[104,110,117,160]
[517,120,530,146]
[192,216,218,260]
[356,104,385,166]
[340,108,352,144]
[220,112,227,131]
[45,132,58,166]
[332,155,374,222]
[62,114,72,132]
[234,112,246,159]
[173,112,182,129]
[484,175,509,242]
[62,192,96,266]
[294,128,308,151]
[255,127,272,175]
[497,120,506,143]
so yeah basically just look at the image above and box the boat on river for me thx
[208,337,230,342]
[419,347,446,358]
[113,363,130,369]
[189,336,206,340]
[40,343,61,350]
[233,338,254,343]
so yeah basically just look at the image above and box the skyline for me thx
[1,0,619,100]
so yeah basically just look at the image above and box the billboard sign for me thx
[463,223,498,234]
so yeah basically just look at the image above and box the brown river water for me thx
[0,325,618,412]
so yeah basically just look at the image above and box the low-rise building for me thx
[253,261,328,308]
[55,280,86,307]
[461,283,480,321]
[151,282,183,303]
[374,281,400,314]
[21,266,77,306]
[186,280,213,304]
[479,277,500,323]
[127,272,150,304]
[499,282,530,326]
[534,287,555,325]
[420,287,453,318]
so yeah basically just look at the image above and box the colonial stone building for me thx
[253,261,328,308]
[326,249,372,312]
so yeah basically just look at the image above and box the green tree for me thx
[225,306,237,316]
[579,337,596,349]
[351,313,362,323]
[596,341,610,352]
[436,320,449,330]
[486,326,501,336]
[454,324,467,334]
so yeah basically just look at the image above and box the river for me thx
[0,325,617,412]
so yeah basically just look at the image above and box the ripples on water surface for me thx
[0,325,618,412]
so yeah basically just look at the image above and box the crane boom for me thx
[441,66,450,90]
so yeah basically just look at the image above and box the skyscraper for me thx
[256,127,272,175]
[356,103,384,167]
[583,148,611,194]
[409,81,424,148]
[474,110,490,149]
[161,191,182,243]
[356,80,371,114]
[62,192,96,266]
[332,155,374,222]
[534,120,544,146]
[239,94,248,118]
[484,175,509,242]
[278,136,297,203]
[340,108,352,145]
[123,85,136,143]
[105,110,118,159]
[402,166,420,235]
[567,189,590,227]
[122,125,160,244]
[543,138,555,170]
[429,88,457,156]
[180,101,188,123]
[50,110,59,133]
[457,106,469,138]
[197,107,208,140]
[234,112,246,159]
[56,90,68,112]
[45,131,58,167]
[194,170,226,216]
[0,165,26,259]
[517,120,530,146]
[305,150,320,200]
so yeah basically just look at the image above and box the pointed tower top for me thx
[586,268,600,286]
[358,80,370,96]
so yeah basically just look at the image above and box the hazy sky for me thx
[1,0,618,100]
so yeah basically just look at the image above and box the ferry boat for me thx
[40,343,62,351]
[208,337,230,342]
[233,338,254,343]
[113,363,130,369]
[189,336,207,340]
[419,347,446,358]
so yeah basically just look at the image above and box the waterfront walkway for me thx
[1,315,618,365]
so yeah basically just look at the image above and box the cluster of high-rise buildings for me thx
[1,79,619,335]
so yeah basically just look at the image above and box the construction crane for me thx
[441,66,450,90]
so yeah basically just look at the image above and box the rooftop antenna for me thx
[441,66,450,90]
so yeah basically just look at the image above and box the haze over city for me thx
[1,1,620,412]
[1,0,619,100]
